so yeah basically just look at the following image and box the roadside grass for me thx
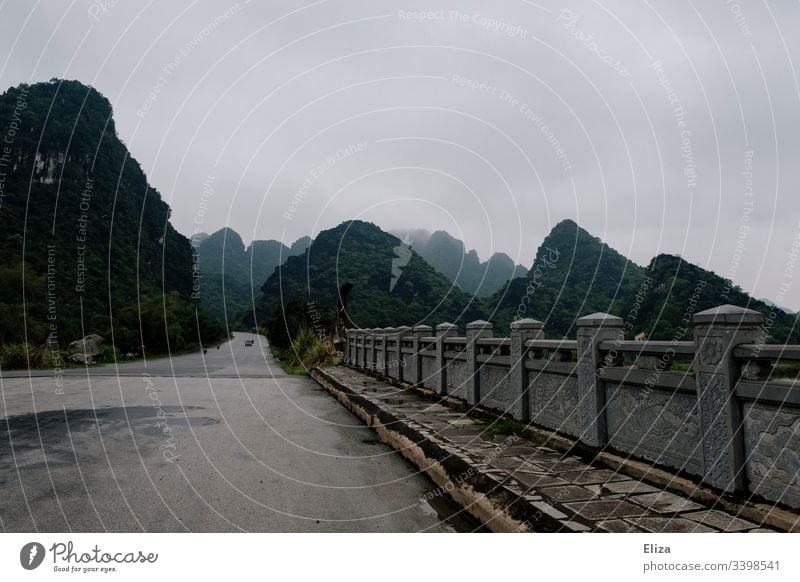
[0,334,234,371]
[270,328,340,376]
[271,346,310,376]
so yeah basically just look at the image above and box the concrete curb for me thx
[311,368,568,533]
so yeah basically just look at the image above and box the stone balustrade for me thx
[344,305,800,510]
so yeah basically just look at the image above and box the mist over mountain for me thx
[391,228,528,297]
[5,81,787,356]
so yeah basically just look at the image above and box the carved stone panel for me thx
[420,357,437,390]
[606,384,702,476]
[697,372,736,489]
[743,402,800,508]
[530,373,580,437]
[446,360,470,400]
[699,336,724,367]
[479,365,517,416]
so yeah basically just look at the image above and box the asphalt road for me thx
[0,333,463,532]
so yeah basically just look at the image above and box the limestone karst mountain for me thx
[392,228,528,297]
[194,228,311,321]
[257,220,486,347]
[0,79,225,353]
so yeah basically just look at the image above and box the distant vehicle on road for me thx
[244,340,254,347]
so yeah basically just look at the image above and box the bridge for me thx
[341,304,800,531]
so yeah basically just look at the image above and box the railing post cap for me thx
[693,304,764,325]
[466,319,493,330]
[436,322,459,333]
[413,324,432,333]
[511,318,544,331]
[577,312,624,327]
[382,327,397,333]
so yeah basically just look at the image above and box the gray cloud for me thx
[1,0,798,310]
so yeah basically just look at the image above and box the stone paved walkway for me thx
[314,366,778,533]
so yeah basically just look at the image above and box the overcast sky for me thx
[2,1,799,311]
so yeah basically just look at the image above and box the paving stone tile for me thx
[597,519,647,533]
[602,480,660,495]
[449,418,478,426]
[564,499,651,520]
[494,446,537,456]
[539,485,598,503]
[446,436,484,444]
[628,491,703,514]
[512,464,547,474]
[682,510,758,532]
[531,460,593,473]
[628,517,716,533]
[531,501,568,520]
[561,520,592,532]
[560,469,628,485]
[489,457,529,472]
[510,473,568,488]
[421,404,449,413]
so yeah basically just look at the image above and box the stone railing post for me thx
[354,329,363,368]
[378,328,394,377]
[576,313,624,447]
[364,329,374,371]
[372,329,381,371]
[345,329,352,364]
[361,330,369,369]
[412,324,432,386]
[465,320,494,405]
[693,305,763,492]
[510,318,544,421]
[394,326,410,382]
[435,323,458,395]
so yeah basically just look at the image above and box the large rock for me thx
[68,334,104,364]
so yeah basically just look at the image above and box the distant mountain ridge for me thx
[253,218,799,346]
[391,228,528,297]
[256,220,486,347]
[194,228,311,320]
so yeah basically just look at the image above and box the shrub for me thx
[96,343,120,363]
[284,328,338,371]
[0,343,69,369]
[1,343,32,369]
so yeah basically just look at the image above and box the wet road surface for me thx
[0,333,470,532]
